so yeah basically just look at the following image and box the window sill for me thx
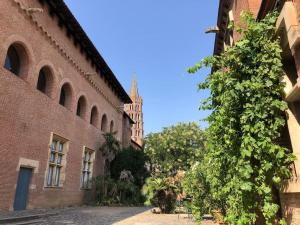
[44,186,63,189]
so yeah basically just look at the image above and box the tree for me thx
[145,122,205,177]
[96,143,147,205]
[110,146,150,187]
[143,177,177,213]
[100,132,121,176]
[100,132,120,160]
[188,12,295,225]
[143,122,206,213]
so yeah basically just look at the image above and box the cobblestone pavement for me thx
[43,207,217,225]
[1,207,217,225]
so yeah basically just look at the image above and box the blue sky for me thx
[64,0,219,134]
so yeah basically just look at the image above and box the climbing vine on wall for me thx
[188,12,295,225]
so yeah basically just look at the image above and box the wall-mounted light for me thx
[205,26,220,34]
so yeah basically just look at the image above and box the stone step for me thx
[0,212,57,224]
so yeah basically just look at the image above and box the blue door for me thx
[13,167,33,211]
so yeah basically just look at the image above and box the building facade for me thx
[0,0,133,211]
[122,112,135,148]
[124,78,144,147]
[214,0,300,224]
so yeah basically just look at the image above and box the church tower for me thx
[124,77,144,147]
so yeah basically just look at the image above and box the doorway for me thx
[13,167,33,211]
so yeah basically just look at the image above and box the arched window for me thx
[4,46,20,75]
[4,43,28,77]
[101,114,108,132]
[37,66,53,96]
[76,96,87,119]
[90,106,99,127]
[59,83,73,109]
[60,88,66,105]
[110,121,114,133]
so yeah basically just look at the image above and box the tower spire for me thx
[124,75,144,148]
[130,75,139,100]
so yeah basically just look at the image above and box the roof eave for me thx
[123,112,135,124]
[131,139,143,149]
[40,0,132,104]
[213,0,233,56]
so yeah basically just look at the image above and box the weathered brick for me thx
[0,0,131,211]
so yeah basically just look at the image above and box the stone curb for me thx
[0,212,57,224]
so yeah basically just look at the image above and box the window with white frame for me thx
[46,136,67,187]
[81,147,95,189]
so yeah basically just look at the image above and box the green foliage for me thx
[100,132,121,160]
[96,137,148,205]
[94,175,143,205]
[188,12,295,225]
[110,146,150,187]
[145,122,205,177]
[183,161,222,223]
[143,177,178,213]
[143,122,206,214]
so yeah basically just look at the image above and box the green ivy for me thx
[188,12,295,225]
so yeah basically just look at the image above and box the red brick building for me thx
[0,0,133,211]
[215,0,300,224]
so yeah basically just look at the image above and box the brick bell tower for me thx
[124,76,144,146]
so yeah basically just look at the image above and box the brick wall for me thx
[281,193,300,225]
[248,0,262,16]
[0,0,128,210]
[231,0,262,41]
[122,114,132,148]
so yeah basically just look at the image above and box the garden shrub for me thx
[94,175,143,205]
[110,146,149,188]
[143,177,177,214]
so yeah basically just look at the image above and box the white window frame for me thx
[80,147,95,190]
[45,133,69,188]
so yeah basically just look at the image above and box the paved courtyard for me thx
[43,207,217,225]
[1,206,217,225]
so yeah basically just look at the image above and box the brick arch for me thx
[1,34,35,82]
[110,120,114,133]
[75,93,89,120]
[58,79,75,111]
[89,104,100,128]
[101,114,108,132]
[35,60,58,99]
